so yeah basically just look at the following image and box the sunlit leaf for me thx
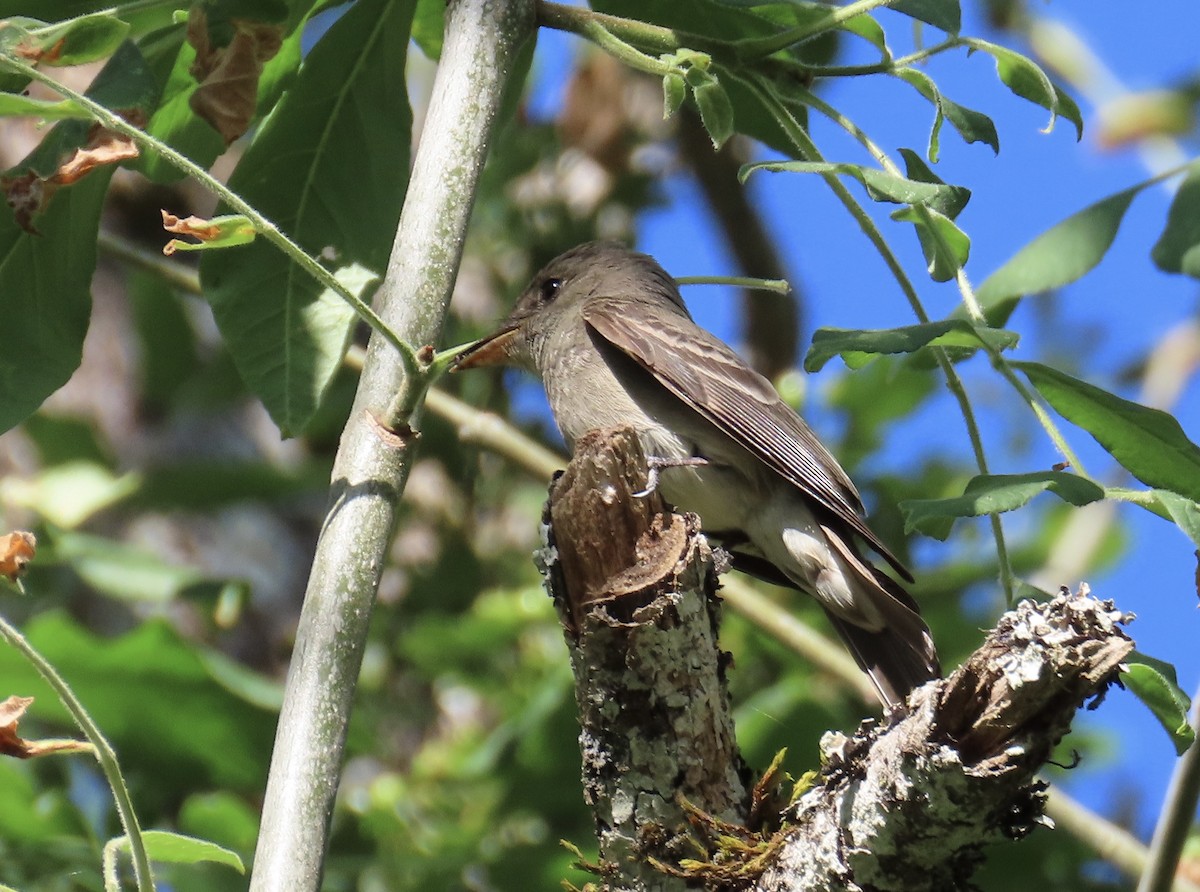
[741,159,969,217]
[893,204,970,281]
[111,830,245,872]
[901,472,1105,540]
[1016,361,1200,502]
[1123,653,1194,756]
[894,68,998,161]
[965,38,1083,139]
[805,320,1017,371]
[1152,167,1200,278]
[975,183,1146,323]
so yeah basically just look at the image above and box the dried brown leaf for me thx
[0,531,36,582]
[187,8,283,143]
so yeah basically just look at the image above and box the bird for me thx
[454,241,939,708]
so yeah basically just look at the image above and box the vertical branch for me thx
[544,427,749,890]
[247,2,535,890]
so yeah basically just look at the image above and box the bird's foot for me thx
[634,456,709,498]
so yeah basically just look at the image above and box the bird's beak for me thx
[451,323,522,371]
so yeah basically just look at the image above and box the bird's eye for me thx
[540,277,562,302]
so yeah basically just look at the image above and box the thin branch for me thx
[246,2,536,889]
[1138,686,1200,892]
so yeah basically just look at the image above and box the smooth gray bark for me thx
[248,2,535,889]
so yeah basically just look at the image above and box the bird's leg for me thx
[634,455,710,498]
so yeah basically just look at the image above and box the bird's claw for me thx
[633,456,708,498]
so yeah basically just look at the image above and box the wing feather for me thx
[583,298,912,581]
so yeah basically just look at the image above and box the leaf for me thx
[662,71,687,119]
[186,5,286,143]
[901,472,1105,539]
[896,148,970,217]
[0,612,277,790]
[891,0,960,33]
[10,11,130,66]
[1123,653,1194,756]
[201,0,415,435]
[894,68,998,161]
[893,204,970,281]
[1152,167,1200,278]
[965,38,1083,140]
[805,320,1017,371]
[975,184,1146,323]
[1015,361,1200,502]
[0,41,154,434]
[693,73,734,149]
[0,93,89,120]
[161,211,257,254]
[412,0,445,57]
[742,159,970,217]
[113,830,245,873]
[3,462,141,528]
[1141,490,1200,547]
[0,531,36,582]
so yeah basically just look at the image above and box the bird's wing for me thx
[583,297,912,580]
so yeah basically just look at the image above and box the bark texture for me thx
[544,426,750,892]
[756,588,1134,892]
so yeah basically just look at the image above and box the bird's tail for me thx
[820,524,940,709]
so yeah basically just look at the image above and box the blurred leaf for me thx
[1152,167,1200,278]
[892,0,960,33]
[411,0,445,57]
[901,472,1105,540]
[976,184,1145,323]
[179,791,260,855]
[742,159,970,217]
[805,320,1017,371]
[965,38,1083,139]
[201,0,414,435]
[6,11,129,66]
[1015,361,1200,503]
[0,93,90,120]
[894,68,998,161]
[128,271,201,410]
[0,760,80,842]
[0,612,275,790]
[1,462,141,528]
[111,830,245,872]
[1124,652,1194,756]
[48,529,203,604]
[893,204,970,281]
[20,413,110,466]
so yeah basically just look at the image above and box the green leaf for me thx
[162,213,257,254]
[965,38,1083,140]
[48,529,205,604]
[1152,167,1200,278]
[891,0,960,33]
[693,74,734,148]
[201,0,415,435]
[1015,361,1200,502]
[893,205,970,281]
[0,41,154,434]
[0,92,90,120]
[179,791,260,855]
[113,830,245,873]
[0,612,276,790]
[741,159,970,217]
[3,463,141,527]
[663,71,687,119]
[9,11,130,66]
[1140,490,1200,546]
[894,68,998,161]
[1123,653,1194,756]
[805,320,1017,371]
[975,184,1145,323]
[901,471,1104,539]
[412,0,445,57]
[896,148,970,217]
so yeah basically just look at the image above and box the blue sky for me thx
[523,2,1200,836]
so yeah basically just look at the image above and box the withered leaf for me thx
[0,696,91,759]
[0,531,36,582]
[187,8,284,144]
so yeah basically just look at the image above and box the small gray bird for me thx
[455,242,939,708]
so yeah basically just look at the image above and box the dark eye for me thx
[540,277,562,302]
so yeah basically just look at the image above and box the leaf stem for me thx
[738,72,1017,603]
[0,612,154,892]
[0,53,419,385]
[675,275,792,294]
